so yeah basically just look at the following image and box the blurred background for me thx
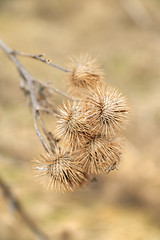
[0,0,160,239]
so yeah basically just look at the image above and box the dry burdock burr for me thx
[33,55,130,192]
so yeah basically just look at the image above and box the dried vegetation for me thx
[32,55,130,192]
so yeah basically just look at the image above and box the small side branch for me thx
[33,79,77,101]
[12,50,72,73]
[119,0,159,31]
[0,175,49,240]
[0,39,51,152]
[0,39,74,152]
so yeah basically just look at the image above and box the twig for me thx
[33,79,77,101]
[0,175,49,240]
[0,39,51,152]
[0,39,74,152]
[11,50,72,73]
[119,0,159,31]
[38,115,57,153]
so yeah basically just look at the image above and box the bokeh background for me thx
[0,0,160,239]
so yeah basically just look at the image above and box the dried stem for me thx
[119,0,159,31]
[38,113,57,152]
[12,49,72,73]
[0,39,73,152]
[0,39,50,152]
[0,175,49,240]
[33,79,77,101]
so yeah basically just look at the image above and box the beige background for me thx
[0,1,160,239]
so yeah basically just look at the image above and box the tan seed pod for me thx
[84,86,130,137]
[56,100,88,151]
[32,146,86,192]
[67,54,104,95]
[74,136,122,175]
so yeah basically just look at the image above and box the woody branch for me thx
[0,39,73,152]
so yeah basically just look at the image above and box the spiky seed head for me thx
[56,100,88,151]
[68,54,104,95]
[32,146,86,192]
[74,136,122,174]
[84,86,130,137]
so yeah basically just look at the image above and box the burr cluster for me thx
[33,55,130,192]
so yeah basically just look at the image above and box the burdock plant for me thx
[0,40,130,192]
[34,55,130,192]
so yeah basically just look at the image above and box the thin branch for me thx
[119,0,159,31]
[11,50,73,73]
[0,39,51,152]
[0,39,79,154]
[38,105,57,115]
[0,175,49,240]
[33,79,77,101]
[38,114,58,152]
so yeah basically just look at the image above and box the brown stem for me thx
[0,175,49,240]
[0,39,71,152]
[33,79,77,101]
[119,0,159,31]
[0,39,52,152]
[11,49,72,73]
